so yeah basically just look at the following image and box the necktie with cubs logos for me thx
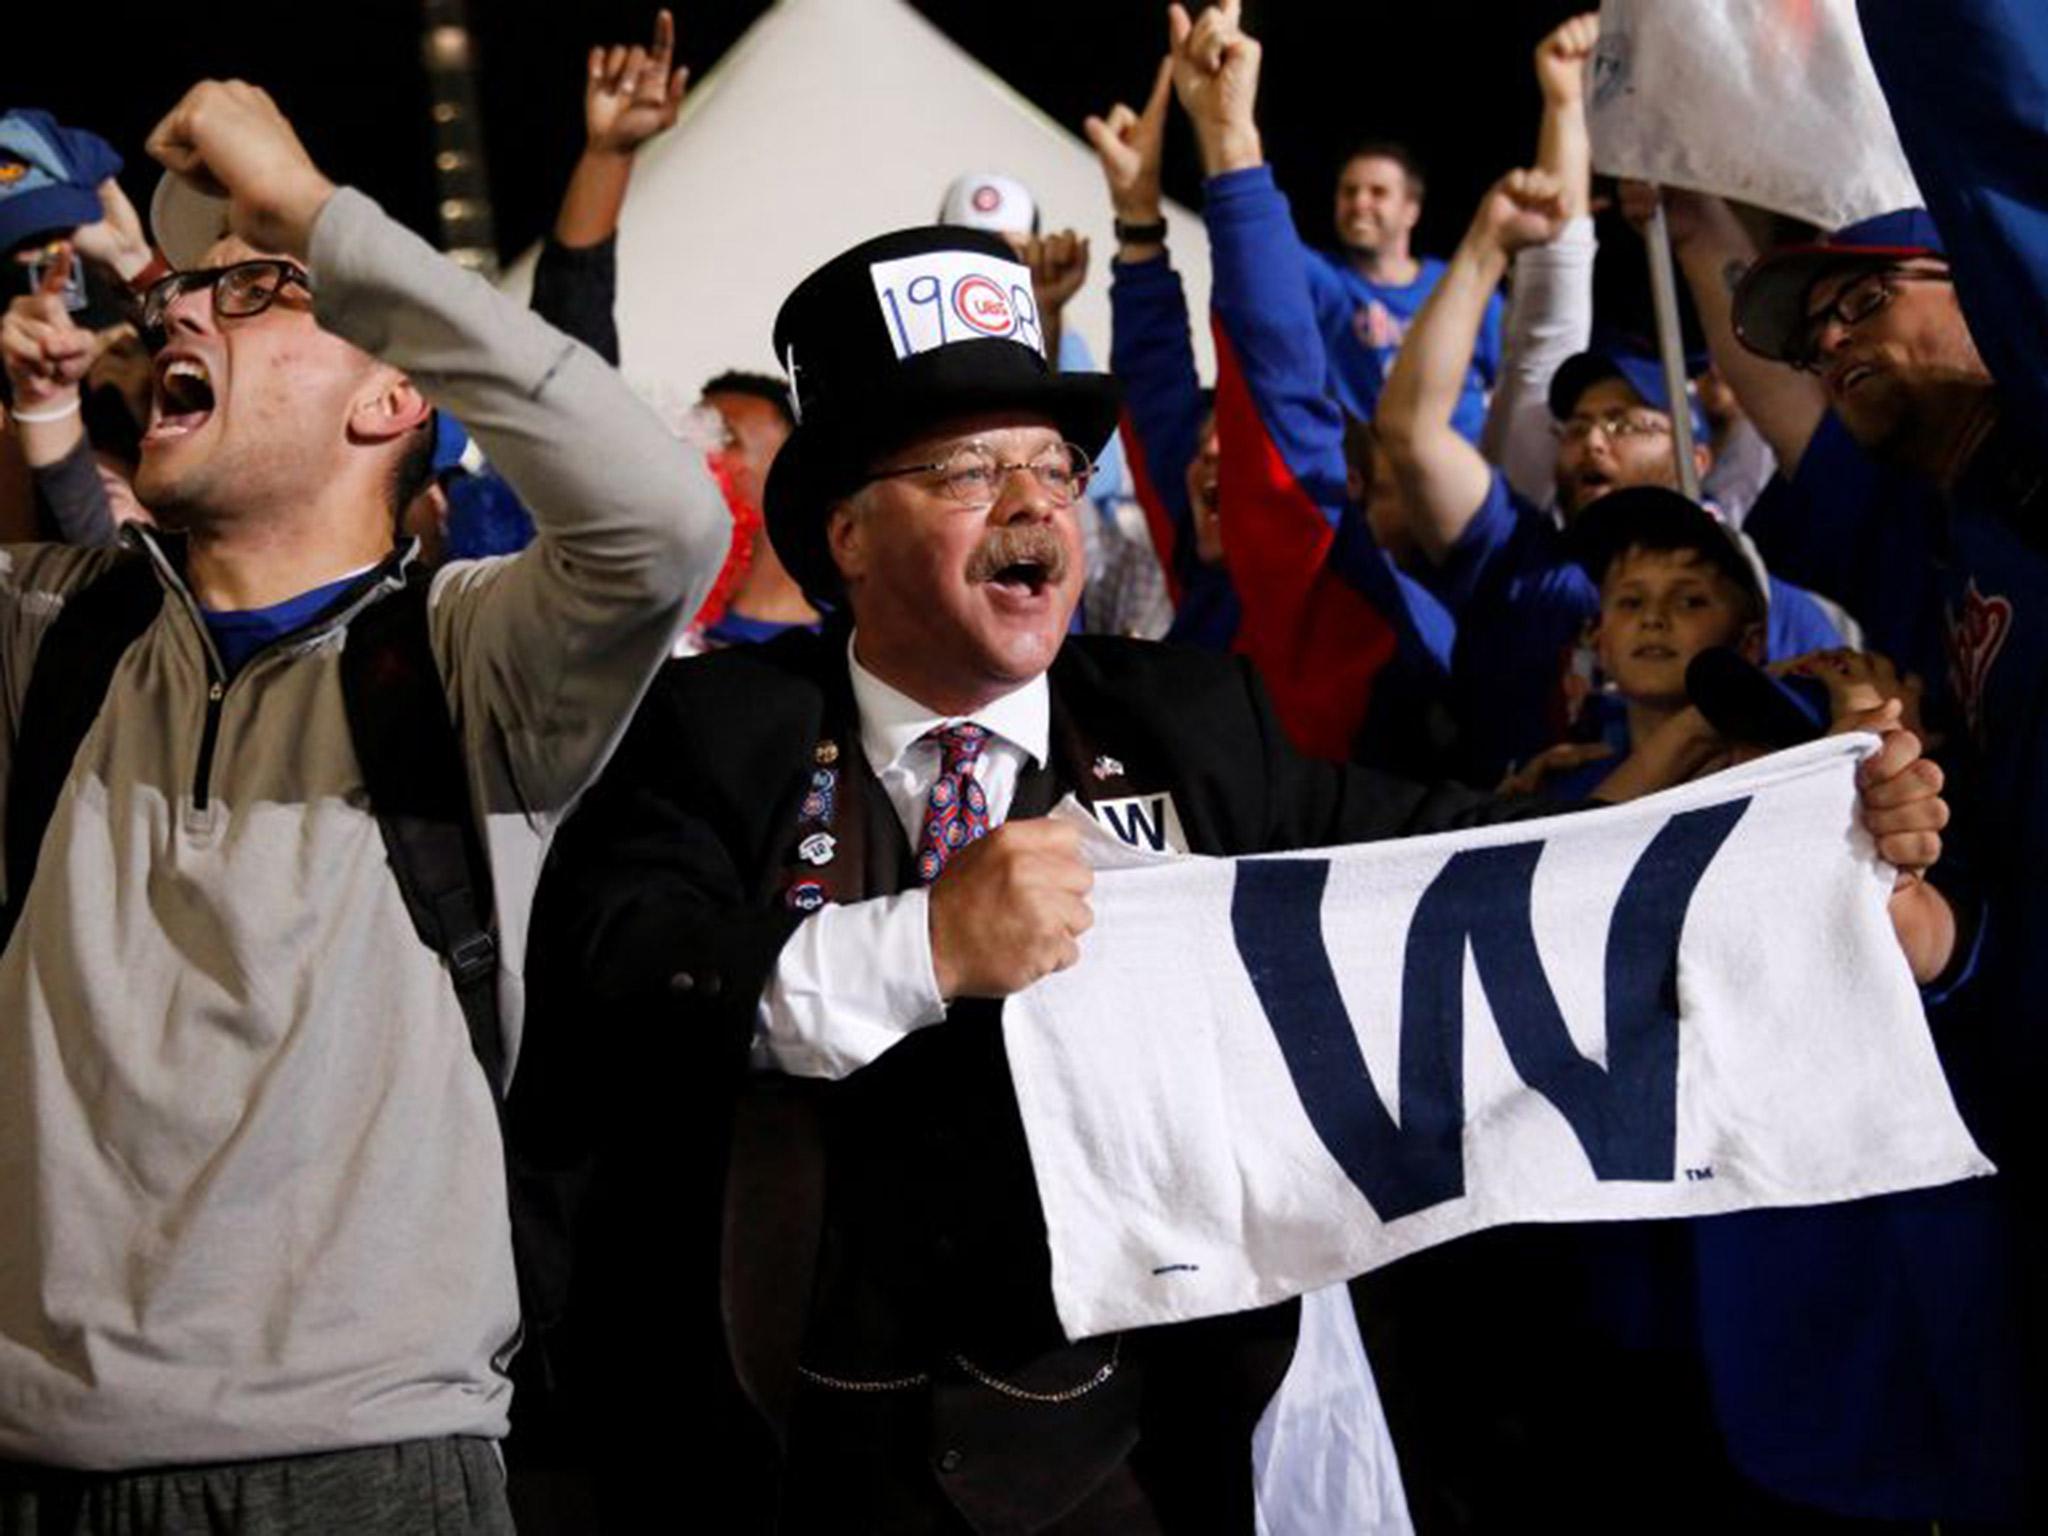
[916,722,990,883]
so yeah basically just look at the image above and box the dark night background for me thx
[10,1,1679,336]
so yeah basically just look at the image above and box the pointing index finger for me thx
[37,247,73,298]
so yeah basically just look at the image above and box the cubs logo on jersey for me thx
[1946,578,2014,746]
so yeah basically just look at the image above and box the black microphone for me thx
[1684,647,1833,749]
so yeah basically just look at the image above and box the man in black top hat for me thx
[527,215,1531,1532]
[530,198,1946,1526]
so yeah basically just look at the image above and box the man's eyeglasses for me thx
[138,259,313,349]
[1553,410,1673,445]
[1791,265,1953,373]
[865,439,1095,508]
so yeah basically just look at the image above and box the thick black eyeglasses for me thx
[1791,266,1953,373]
[138,259,313,349]
[864,440,1095,508]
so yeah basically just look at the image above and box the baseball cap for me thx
[1570,484,1770,616]
[936,172,1040,237]
[150,170,233,270]
[0,109,122,254]
[1549,345,1710,444]
[1731,208,1947,365]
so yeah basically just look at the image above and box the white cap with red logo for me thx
[935,172,1039,237]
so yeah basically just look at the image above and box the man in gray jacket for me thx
[0,81,728,1530]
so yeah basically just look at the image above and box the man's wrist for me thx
[1197,127,1263,176]
[269,172,340,260]
[1454,225,1513,283]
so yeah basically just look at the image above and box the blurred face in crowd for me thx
[705,389,792,513]
[1334,155,1421,259]
[1345,416,1415,569]
[1595,545,1762,708]
[1554,378,1712,522]
[1185,409,1224,566]
[830,411,1085,707]
[1802,260,1989,470]
[136,235,417,534]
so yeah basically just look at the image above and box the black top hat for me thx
[763,226,1121,606]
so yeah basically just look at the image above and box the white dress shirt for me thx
[754,633,1050,1078]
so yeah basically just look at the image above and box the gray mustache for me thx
[965,524,1070,585]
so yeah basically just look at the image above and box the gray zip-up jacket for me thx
[0,187,728,1469]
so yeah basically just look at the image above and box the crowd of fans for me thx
[0,0,2040,1531]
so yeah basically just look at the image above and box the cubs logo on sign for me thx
[869,250,1045,360]
[952,275,1014,336]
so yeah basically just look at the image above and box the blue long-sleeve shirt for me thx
[1203,166,1454,767]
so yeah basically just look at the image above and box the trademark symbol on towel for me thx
[1685,1166,1715,1182]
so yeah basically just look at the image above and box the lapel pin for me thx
[815,740,840,766]
[1092,754,1125,781]
[798,831,838,867]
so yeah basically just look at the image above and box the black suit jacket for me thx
[524,627,1534,1533]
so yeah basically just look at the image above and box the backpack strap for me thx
[336,571,503,1092]
[3,553,165,954]
[338,574,582,1371]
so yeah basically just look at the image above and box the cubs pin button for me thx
[799,831,837,867]
[1092,754,1125,781]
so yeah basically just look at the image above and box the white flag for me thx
[1587,0,1921,230]
[1007,736,1989,1343]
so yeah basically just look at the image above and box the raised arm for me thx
[148,79,728,811]
[1379,170,1566,563]
[1616,181,1827,475]
[530,10,688,366]
[1171,0,1431,758]
[1087,58,1209,597]
[1483,12,1601,500]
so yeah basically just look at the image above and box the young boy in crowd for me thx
[1513,485,1766,797]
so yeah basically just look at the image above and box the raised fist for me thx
[145,80,335,259]
[1476,167,1569,256]
[1536,12,1601,107]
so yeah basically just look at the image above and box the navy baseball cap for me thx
[1549,346,1709,444]
[1568,484,1768,616]
[1731,207,1947,365]
[0,109,123,254]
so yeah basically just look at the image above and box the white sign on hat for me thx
[867,249,1044,361]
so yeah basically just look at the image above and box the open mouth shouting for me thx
[146,350,217,445]
[1827,357,1883,398]
[966,524,1071,603]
